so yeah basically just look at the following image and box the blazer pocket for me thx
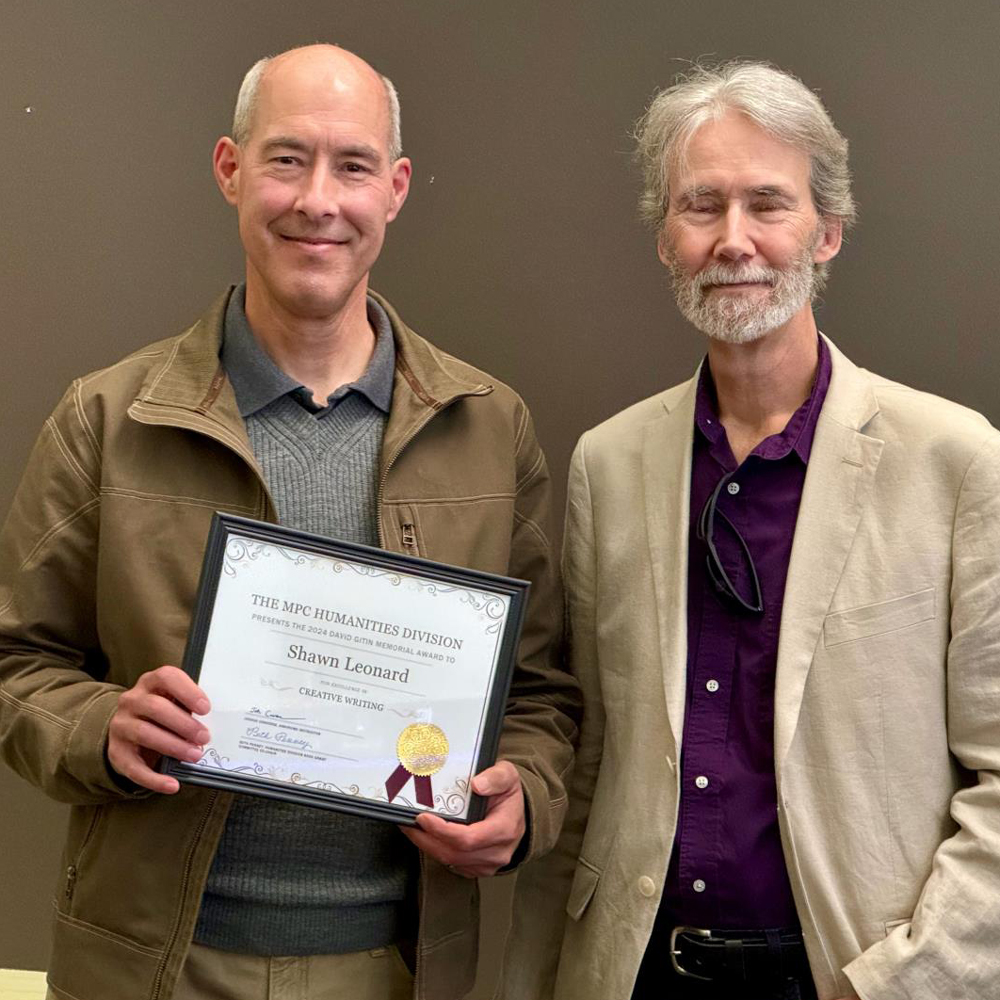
[566,857,601,921]
[884,917,911,938]
[823,588,935,647]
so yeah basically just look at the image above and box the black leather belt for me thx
[669,926,810,984]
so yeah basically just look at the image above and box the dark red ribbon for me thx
[385,764,434,807]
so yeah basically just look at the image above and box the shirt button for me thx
[638,876,656,897]
[695,775,709,789]
[693,879,707,893]
[727,482,740,495]
[706,679,720,693]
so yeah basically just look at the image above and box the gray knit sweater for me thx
[194,287,417,955]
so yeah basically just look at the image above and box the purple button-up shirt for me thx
[657,337,831,931]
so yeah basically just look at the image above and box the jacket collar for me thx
[367,289,493,474]
[127,291,254,473]
[369,289,489,407]
[641,372,699,752]
[658,335,880,428]
[130,286,490,438]
[134,291,231,413]
[813,333,880,432]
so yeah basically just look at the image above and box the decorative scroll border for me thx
[224,537,506,635]
[200,747,469,815]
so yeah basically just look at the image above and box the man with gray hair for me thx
[0,43,578,1000]
[502,60,1000,1000]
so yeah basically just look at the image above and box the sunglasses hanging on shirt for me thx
[696,470,765,615]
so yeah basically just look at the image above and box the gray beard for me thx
[666,241,819,345]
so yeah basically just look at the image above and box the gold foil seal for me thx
[397,723,449,777]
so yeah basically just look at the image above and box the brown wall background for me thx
[2,0,999,991]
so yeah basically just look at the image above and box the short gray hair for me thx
[231,54,403,161]
[634,61,856,232]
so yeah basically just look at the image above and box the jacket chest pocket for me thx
[566,857,602,921]
[382,497,515,573]
[823,588,935,647]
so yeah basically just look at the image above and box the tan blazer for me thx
[501,339,1000,1000]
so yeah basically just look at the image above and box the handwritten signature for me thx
[249,706,307,723]
[245,725,312,750]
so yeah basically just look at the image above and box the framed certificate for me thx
[161,513,528,825]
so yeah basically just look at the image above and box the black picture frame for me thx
[160,513,528,825]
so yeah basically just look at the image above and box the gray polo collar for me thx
[221,284,395,418]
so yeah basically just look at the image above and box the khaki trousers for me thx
[46,941,414,1000]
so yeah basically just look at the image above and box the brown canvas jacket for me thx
[0,289,579,1000]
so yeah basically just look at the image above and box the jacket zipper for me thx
[63,804,104,908]
[415,850,426,996]
[150,791,219,1000]
[375,387,491,549]
[64,865,77,903]
[376,409,438,548]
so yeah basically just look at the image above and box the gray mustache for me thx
[696,265,778,288]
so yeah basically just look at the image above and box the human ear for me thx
[385,157,413,223]
[656,227,673,267]
[814,215,843,263]
[212,137,241,206]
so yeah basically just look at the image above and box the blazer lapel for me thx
[642,375,699,750]
[774,340,884,768]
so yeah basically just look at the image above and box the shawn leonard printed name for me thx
[288,644,411,684]
[252,592,464,650]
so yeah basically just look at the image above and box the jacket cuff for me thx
[513,764,565,865]
[64,688,148,799]
[498,791,532,873]
[843,931,910,1000]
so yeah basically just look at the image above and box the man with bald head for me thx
[0,45,577,1000]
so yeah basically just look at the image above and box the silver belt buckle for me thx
[669,926,714,980]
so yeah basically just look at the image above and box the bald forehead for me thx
[264,44,383,91]
[246,44,393,148]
